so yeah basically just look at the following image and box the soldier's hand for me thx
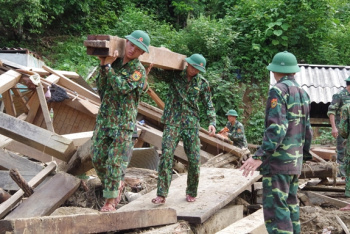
[332,128,338,138]
[208,125,216,136]
[240,157,262,177]
[146,63,153,75]
[103,50,119,65]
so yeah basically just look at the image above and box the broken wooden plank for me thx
[0,207,177,234]
[85,35,186,70]
[0,161,56,219]
[202,153,239,168]
[118,167,261,224]
[0,70,22,94]
[137,124,213,163]
[5,171,80,219]
[0,112,75,162]
[336,215,350,234]
[62,131,93,148]
[216,209,267,234]
[36,82,54,132]
[11,87,29,113]
[25,91,40,123]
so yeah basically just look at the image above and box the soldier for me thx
[151,53,216,204]
[240,51,312,233]
[217,109,248,149]
[337,103,350,211]
[327,76,350,177]
[91,30,150,212]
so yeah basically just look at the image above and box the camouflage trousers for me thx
[91,127,133,199]
[337,135,346,176]
[262,174,300,234]
[157,125,200,198]
[344,148,350,197]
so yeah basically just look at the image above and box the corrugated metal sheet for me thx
[270,65,350,104]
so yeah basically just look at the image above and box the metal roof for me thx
[270,64,350,104]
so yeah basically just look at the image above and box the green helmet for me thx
[125,30,150,53]
[267,51,300,73]
[226,109,238,117]
[345,76,350,82]
[185,54,206,73]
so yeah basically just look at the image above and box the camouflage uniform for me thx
[337,103,350,197]
[327,89,350,176]
[91,58,147,199]
[253,75,312,233]
[154,68,216,198]
[225,120,248,148]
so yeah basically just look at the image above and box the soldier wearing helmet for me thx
[240,51,312,233]
[91,30,151,212]
[150,53,216,204]
[217,109,248,148]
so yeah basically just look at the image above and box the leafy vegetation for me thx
[0,0,350,145]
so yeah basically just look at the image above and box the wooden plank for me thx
[5,172,80,219]
[1,90,16,116]
[0,148,44,172]
[0,70,22,94]
[0,112,75,162]
[311,147,336,161]
[62,131,93,147]
[216,209,267,234]
[137,102,251,158]
[29,68,80,79]
[45,74,60,84]
[118,167,261,224]
[0,162,56,219]
[336,215,350,234]
[0,208,177,234]
[42,65,100,103]
[306,191,350,208]
[25,91,40,123]
[146,87,165,109]
[36,82,54,132]
[137,124,212,163]
[85,35,186,70]
[4,139,55,163]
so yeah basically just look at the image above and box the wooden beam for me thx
[25,91,40,123]
[85,35,186,70]
[42,65,100,103]
[147,87,164,109]
[0,208,177,233]
[216,209,267,234]
[62,131,93,147]
[45,74,60,84]
[0,162,56,219]
[36,82,54,132]
[11,87,29,113]
[1,90,16,116]
[30,68,80,79]
[306,191,350,208]
[137,124,213,163]
[0,112,75,162]
[0,70,22,94]
[5,172,81,219]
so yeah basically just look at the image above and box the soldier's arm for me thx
[339,105,350,139]
[228,125,245,142]
[254,88,287,159]
[200,80,216,128]
[327,93,341,138]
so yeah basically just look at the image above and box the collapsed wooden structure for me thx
[0,41,347,233]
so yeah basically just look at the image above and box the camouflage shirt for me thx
[153,68,216,128]
[254,75,313,175]
[339,103,350,139]
[95,57,146,132]
[226,121,248,148]
[327,88,350,125]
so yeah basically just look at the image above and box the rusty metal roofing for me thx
[270,64,350,104]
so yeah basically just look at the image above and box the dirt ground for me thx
[57,167,350,234]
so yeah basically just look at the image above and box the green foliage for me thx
[312,128,336,145]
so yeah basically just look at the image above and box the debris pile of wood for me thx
[0,41,347,233]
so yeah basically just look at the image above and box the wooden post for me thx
[36,82,54,132]
[9,168,34,197]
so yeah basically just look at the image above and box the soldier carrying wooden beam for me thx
[90,30,151,212]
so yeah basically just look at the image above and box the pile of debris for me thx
[0,40,349,233]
